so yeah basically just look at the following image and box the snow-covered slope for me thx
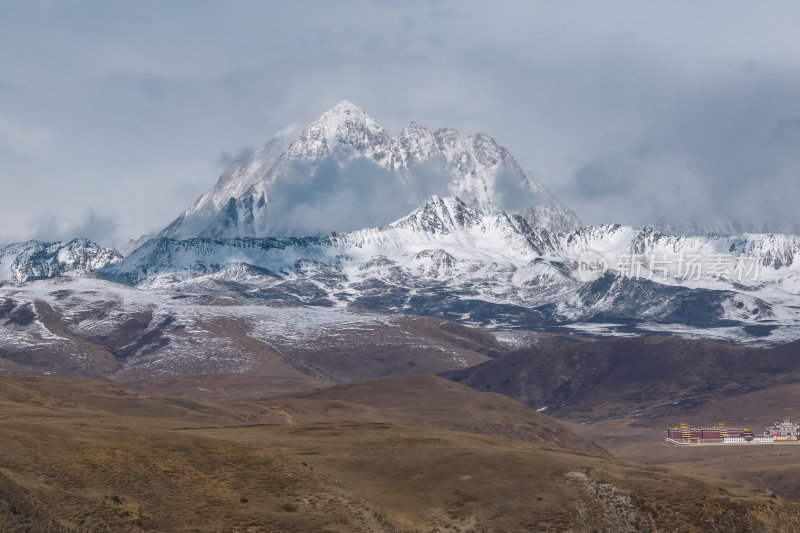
[0,276,494,382]
[102,197,800,344]
[4,199,793,344]
[160,101,580,239]
[0,239,122,284]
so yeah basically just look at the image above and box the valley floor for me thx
[565,382,800,506]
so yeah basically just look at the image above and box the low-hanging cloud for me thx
[265,155,427,236]
[260,151,551,237]
[491,170,546,214]
[29,208,120,247]
[218,147,256,168]
[548,63,800,233]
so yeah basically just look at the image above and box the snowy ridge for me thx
[112,198,800,289]
[4,198,796,344]
[159,124,299,239]
[565,226,800,276]
[99,196,800,344]
[0,239,122,284]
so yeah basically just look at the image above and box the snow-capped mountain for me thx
[0,239,122,284]
[160,101,580,239]
[3,102,799,349]
[101,196,800,344]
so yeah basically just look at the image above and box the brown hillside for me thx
[1,376,800,531]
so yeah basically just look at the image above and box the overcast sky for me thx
[2,0,800,247]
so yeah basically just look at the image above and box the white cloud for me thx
[0,115,54,156]
[2,0,800,242]
[29,208,120,247]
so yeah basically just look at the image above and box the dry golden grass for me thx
[1,376,800,532]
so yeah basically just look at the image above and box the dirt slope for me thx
[444,335,800,420]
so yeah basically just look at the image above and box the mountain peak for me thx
[317,100,372,125]
[394,195,480,234]
[159,102,581,240]
[402,121,429,132]
[329,99,363,113]
[299,99,388,157]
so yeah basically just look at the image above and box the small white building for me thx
[722,436,745,443]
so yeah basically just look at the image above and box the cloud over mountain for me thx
[160,101,579,239]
